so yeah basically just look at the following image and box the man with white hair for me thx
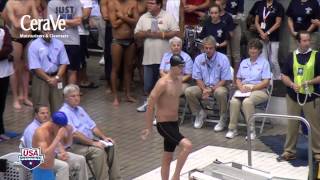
[160,36,193,94]
[60,84,122,180]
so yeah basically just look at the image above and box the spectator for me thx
[78,0,98,89]
[60,84,122,180]
[226,39,271,139]
[279,31,320,162]
[215,0,240,76]
[0,21,13,141]
[48,0,82,84]
[134,0,180,112]
[245,0,263,43]
[108,0,139,106]
[254,0,284,80]
[185,36,231,129]
[4,0,38,109]
[160,36,193,94]
[28,23,69,113]
[286,0,320,51]
[182,0,210,26]
[199,5,229,54]
[21,104,88,180]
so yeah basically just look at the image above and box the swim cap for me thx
[52,111,68,126]
[170,54,185,67]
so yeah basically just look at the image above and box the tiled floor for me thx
[0,55,304,179]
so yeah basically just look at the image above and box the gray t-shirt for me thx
[48,0,82,45]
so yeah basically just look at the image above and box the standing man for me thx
[32,111,73,180]
[4,0,38,109]
[0,19,13,141]
[134,0,180,112]
[185,36,231,130]
[48,0,82,84]
[22,104,88,180]
[108,0,139,106]
[28,23,69,113]
[279,31,320,162]
[60,84,122,180]
[141,55,192,180]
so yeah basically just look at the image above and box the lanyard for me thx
[205,53,217,86]
[263,6,271,22]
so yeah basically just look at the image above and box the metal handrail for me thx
[247,113,313,180]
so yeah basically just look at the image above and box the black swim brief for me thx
[156,121,184,152]
[112,38,134,48]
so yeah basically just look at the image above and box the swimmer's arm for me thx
[145,80,166,130]
[60,125,73,146]
[100,0,109,21]
[119,2,139,26]
[5,3,20,29]
[108,1,123,28]
[32,130,62,156]
[73,131,95,146]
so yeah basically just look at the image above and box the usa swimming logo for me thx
[18,148,45,170]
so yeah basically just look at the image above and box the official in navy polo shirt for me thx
[199,4,229,54]
[254,0,284,79]
[286,0,320,51]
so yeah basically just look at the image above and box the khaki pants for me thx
[284,96,320,160]
[289,32,319,52]
[228,24,242,64]
[185,86,228,116]
[70,144,122,180]
[228,90,268,130]
[31,75,63,113]
[54,152,88,180]
[181,83,190,95]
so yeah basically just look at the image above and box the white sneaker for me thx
[225,129,238,139]
[99,57,105,65]
[137,101,148,112]
[194,110,206,129]
[214,120,226,132]
[245,131,256,140]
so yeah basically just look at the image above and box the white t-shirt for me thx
[0,28,14,78]
[78,0,93,35]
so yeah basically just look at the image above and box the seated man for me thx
[60,84,122,180]
[185,35,231,129]
[160,36,193,94]
[22,104,88,180]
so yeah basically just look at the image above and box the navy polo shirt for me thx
[255,0,284,41]
[225,0,244,15]
[221,12,236,31]
[199,20,229,54]
[281,50,320,102]
[286,0,320,32]
[249,0,263,16]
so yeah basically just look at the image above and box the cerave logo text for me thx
[20,15,66,31]
[18,148,45,170]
